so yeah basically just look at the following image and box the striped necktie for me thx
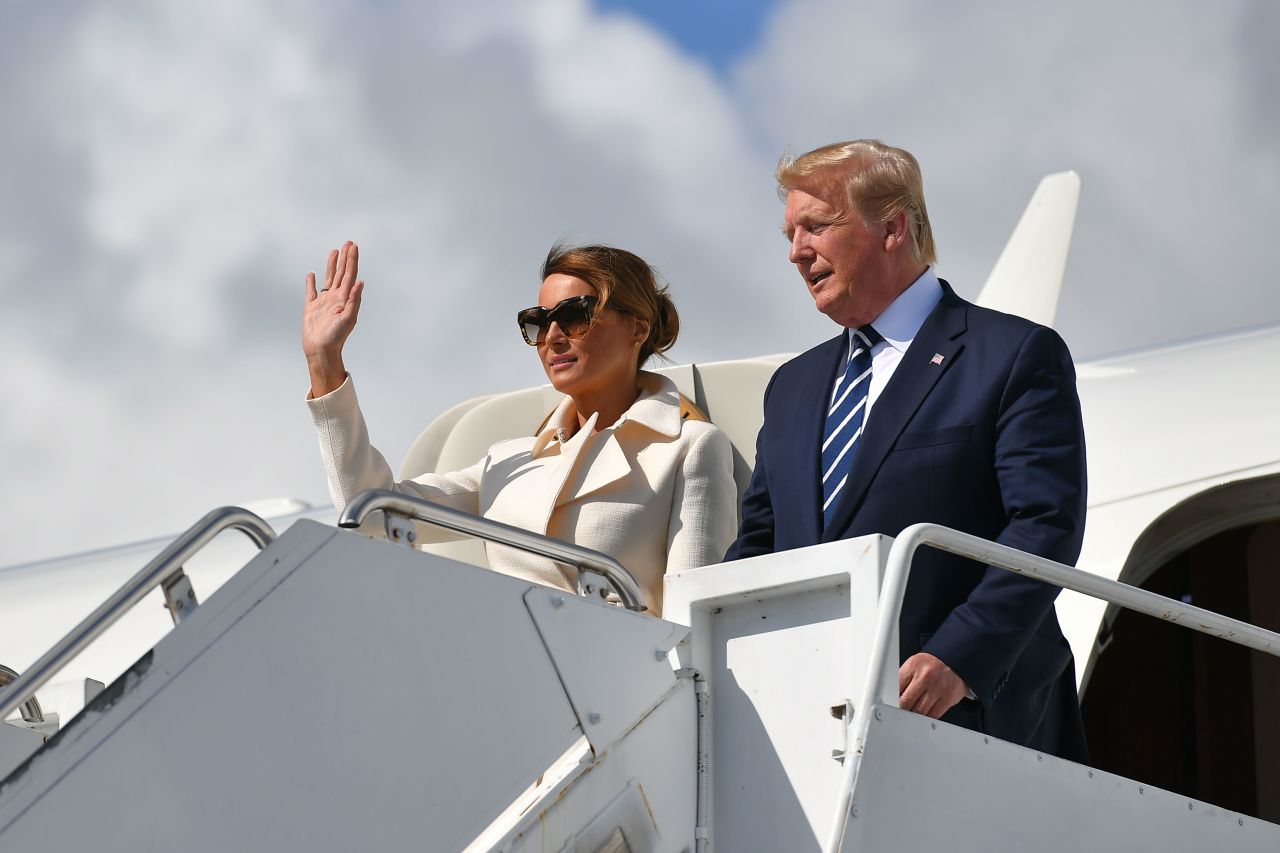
[822,325,881,529]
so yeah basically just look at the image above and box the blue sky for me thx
[594,0,779,72]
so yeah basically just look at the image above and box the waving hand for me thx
[303,240,365,397]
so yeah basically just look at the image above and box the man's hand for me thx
[899,652,968,719]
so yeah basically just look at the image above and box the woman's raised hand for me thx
[303,240,365,397]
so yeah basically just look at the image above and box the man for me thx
[727,139,1089,762]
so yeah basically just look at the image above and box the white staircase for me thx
[2,505,1278,851]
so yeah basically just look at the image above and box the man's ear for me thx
[883,211,910,252]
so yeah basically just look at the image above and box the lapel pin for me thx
[930,353,945,366]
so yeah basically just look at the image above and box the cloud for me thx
[0,0,793,564]
[0,0,1276,566]
[734,0,1280,355]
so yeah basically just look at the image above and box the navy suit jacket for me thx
[727,282,1089,762]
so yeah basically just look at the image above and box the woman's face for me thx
[535,274,647,402]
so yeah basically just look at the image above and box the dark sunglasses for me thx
[517,295,603,346]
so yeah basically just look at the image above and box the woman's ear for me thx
[633,316,652,346]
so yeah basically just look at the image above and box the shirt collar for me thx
[854,266,943,354]
[532,370,683,453]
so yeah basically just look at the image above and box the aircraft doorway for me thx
[1081,521,1280,822]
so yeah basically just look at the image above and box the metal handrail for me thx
[825,522,1280,853]
[0,665,43,724]
[0,506,277,724]
[337,489,648,611]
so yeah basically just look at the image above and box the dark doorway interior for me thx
[1081,521,1280,822]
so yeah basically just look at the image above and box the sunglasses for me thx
[517,295,604,346]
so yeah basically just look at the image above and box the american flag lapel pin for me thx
[930,353,945,366]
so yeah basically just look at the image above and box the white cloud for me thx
[734,0,1280,354]
[0,0,1276,566]
[0,0,789,564]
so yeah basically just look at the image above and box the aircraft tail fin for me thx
[975,171,1081,328]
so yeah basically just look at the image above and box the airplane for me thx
[0,171,1277,849]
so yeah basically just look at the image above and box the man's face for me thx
[782,183,900,328]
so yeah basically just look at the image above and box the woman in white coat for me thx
[302,241,737,615]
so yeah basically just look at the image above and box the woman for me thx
[302,240,737,614]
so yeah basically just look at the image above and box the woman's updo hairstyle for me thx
[540,242,680,365]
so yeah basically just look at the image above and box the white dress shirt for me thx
[838,267,944,423]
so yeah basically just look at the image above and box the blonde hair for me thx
[776,139,937,265]
[540,243,679,364]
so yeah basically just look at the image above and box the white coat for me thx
[307,371,738,614]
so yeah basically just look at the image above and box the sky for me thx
[2,0,1278,566]
[596,0,777,73]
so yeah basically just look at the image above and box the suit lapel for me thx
[821,283,969,542]
[795,333,849,544]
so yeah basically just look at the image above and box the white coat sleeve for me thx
[306,375,485,517]
[663,422,738,575]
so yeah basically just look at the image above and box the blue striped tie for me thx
[822,326,881,529]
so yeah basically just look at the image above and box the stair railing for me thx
[338,489,647,611]
[0,507,276,724]
[825,521,1280,853]
[0,666,43,725]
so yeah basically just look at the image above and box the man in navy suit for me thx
[727,140,1089,762]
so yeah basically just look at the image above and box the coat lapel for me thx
[551,371,683,509]
[496,406,596,537]
[821,283,969,542]
[555,430,632,506]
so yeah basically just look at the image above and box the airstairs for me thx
[2,492,1279,852]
